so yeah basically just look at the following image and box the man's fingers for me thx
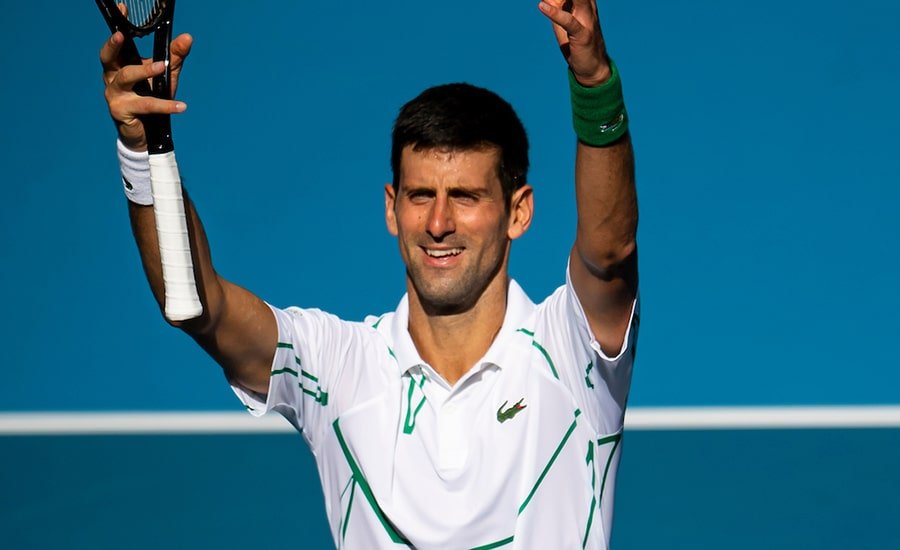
[108,95,187,119]
[100,32,151,86]
[100,32,125,76]
[567,0,598,15]
[170,33,194,66]
[169,34,194,79]
[168,33,194,98]
[110,60,166,91]
[538,1,586,37]
[131,97,187,115]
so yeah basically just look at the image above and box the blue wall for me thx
[2,1,898,411]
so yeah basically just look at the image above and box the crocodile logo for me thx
[497,398,527,423]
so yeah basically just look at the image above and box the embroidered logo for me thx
[598,112,626,134]
[497,398,527,423]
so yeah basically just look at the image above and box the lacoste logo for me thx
[497,398,527,423]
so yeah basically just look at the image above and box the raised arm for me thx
[99,32,275,393]
[538,0,638,355]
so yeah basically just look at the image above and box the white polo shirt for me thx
[233,273,638,549]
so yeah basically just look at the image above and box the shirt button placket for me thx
[437,400,467,471]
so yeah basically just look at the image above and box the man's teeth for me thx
[426,248,462,258]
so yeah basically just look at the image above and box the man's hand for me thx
[538,0,611,87]
[99,32,193,151]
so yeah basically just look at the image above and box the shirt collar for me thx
[388,279,536,377]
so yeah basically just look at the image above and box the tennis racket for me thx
[97,0,202,321]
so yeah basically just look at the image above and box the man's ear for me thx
[507,184,534,240]
[385,183,398,236]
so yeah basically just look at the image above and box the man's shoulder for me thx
[529,282,574,322]
[363,311,394,331]
[271,304,395,347]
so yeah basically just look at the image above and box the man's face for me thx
[385,146,532,313]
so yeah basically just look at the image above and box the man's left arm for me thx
[539,0,638,356]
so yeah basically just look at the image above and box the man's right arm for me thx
[101,32,275,394]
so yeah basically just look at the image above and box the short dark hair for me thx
[391,83,529,204]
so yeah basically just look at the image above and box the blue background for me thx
[1,1,899,548]
[2,1,898,410]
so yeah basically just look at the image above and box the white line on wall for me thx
[624,406,900,429]
[1,406,900,435]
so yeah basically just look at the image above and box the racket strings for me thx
[121,0,165,29]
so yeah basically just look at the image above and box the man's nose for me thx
[426,196,456,239]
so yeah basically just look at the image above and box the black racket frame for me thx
[96,0,176,154]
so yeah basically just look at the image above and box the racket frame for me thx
[96,0,175,154]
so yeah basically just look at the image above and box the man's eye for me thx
[408,191,431,201]
[451,192,478,204]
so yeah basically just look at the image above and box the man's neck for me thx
[406,276,509,386]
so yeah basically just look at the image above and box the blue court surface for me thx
[3,428,898,549]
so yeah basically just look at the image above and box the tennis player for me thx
[100,0,638,548]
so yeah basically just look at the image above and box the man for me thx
[100,0,638,548]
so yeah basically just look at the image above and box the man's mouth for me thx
[424,247,463,258]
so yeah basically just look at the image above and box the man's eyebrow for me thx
[447,185,491,196]
[401,184,435,194]
[401,182,492,194]
[405,187,492,199]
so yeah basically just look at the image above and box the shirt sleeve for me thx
[230,303,395,450]
[230,304,343,449]
[535,266,639,435]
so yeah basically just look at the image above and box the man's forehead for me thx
[398,145,502,187]
[404,143,499,159]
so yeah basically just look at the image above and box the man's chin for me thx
[411,282,477,316]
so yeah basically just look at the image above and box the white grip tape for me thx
[149,152,203,321]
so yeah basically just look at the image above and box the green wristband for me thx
[568,59,628,146]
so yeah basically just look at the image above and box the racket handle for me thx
[149,152,203,321]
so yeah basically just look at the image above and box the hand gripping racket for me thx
[97,0,202,321]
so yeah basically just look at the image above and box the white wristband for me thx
[117,139,153,205]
